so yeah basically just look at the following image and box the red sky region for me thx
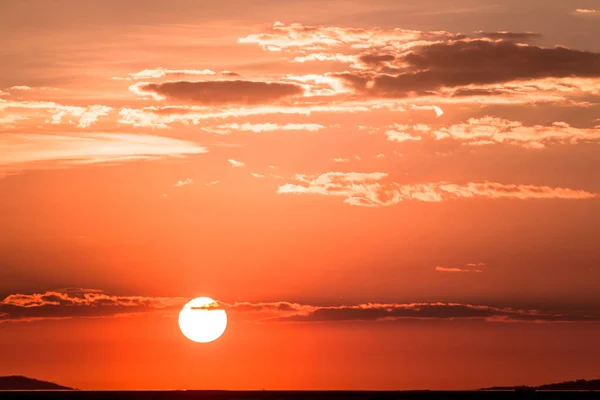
[1,0,600,390]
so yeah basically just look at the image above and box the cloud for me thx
[207,122,325,134]
[0,99,111,128]
[436,266,481,273]
[9,85,33,91]
[430,117,600,148]
[574,9,598,14]
[206,180,220,186]
[278,172,596,207]
[250,172,265,178]
[220,301,599,324]
[116,100,407,129]
[0,289,185,322]
[238,22,457,52]
[3,289,597,324]
[436,264,484,273]
[385,124,422,142]
[411,104,444,117]
[173,178,193,187]
[131,80,303,105]
[270,303,600,323]
[228,159,245,167]
[115,67,216,81]
[238,23,600,105]
[0,133,207,177]
[466,263,486,268]
[342,40,600,97]
[475,31,541,41]
[49,105,112,128]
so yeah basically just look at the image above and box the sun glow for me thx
[178,297,227,343]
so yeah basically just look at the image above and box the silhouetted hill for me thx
[0,376,72,390]
[481,378,600,391]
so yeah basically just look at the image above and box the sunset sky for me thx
[1,0,600,391]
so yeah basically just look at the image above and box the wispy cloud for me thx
[0,133,207,177]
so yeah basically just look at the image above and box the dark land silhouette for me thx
[0,376,72,391]
[1,376,599,400]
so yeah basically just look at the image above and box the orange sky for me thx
[1,0,600,390]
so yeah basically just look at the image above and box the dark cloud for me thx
[2,290,598,324]
[137,80,303,105]
[339,40,600,97]
[358,53,396,67]
[275,303,600,323]
[0,289,184,322]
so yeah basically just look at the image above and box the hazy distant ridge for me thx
[481,378,600,391]
[0,376,72,390]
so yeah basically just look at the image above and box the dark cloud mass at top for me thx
[339,40,600,97]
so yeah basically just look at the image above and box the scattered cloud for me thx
[333,157,350,163]
[0,99,112,128]
[250,172,265,178]
[385,124,422,142]
[430,117,600,148]
[466,263,486,268]
[574,9,598,14]
[173,178,193,187]
[278,172,596,207]
[228,159,245,167]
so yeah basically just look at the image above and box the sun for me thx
[178,297,227,343]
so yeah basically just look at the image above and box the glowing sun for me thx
[178,297,227,343]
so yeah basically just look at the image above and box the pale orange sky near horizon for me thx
[1,0,600,390]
